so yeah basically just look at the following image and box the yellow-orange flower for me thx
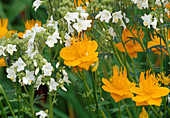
[139,107,148,118]
[148,31,170,55]
[130,70,170,106]
[74,0,91,11]
[60,33,98,70]
[0,58,6,67]
[157,72,170,86]
[115,27,144,58]
[0,18,16,39]
[18,19,41,38]
[102,65,135,102]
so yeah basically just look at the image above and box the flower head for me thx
[48,78,59,92]
[23,70,36,85]
[115,26,144,58]
[102,65,136,102]
[36,110,48,118]
[18,19,41,38]
[130,70,170,106]
[0,18,16,39]
[95,10,112,23]
[141,14,152,29]
[33,0,42,11]
[6,44,17,55]
[157,72,170,86]
[60,33,98,70]
[139,107,148,118]
[13,57,26,72]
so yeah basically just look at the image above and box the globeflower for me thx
[18,19,41,38]
[0,18,16,39]
[115,26,144,58]
[60,33,98,70]
[102,65,136,102]
[130,70,170,106]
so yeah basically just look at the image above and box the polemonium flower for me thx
[95,10,112,23]
[64,33,71,47]
[123,13,130,23]
[42,63,53,76]
[76,7,86,13]
[35,75,43,90]
[108,27,116,39]
[64,12,79,24]
[46,35,58,48]
[35,67,39,75]
[73,19,92,32]
[62,70,71,85]
[56,62,60,68]
[33,0,42,11]
[6,44,17,55]
[136,0,148,9]
[58,79,67,91]
[151,17,158,29]
[131,0,137,4]
[112,11,123,23]
[68,24,74,34]
[0,46,6,56]
[155,0,161,5]
[23,70,36,85]
[48,78,59,92]
[31,23,46,33]
[13,57,26,72]
[7,66,17,82]
[141,14,152,29]
[80,13,89,20]
[36,110,47,118]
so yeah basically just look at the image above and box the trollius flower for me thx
[60,33,98,70]
[115,26,144,58]
[130,70,170,106]
[102,65,135,102]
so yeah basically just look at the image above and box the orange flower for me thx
[18,19,41,38]
[139,107,148,118]
[130,70,170,106]
[102,65,135,102]
[74,0,91,11]
[148,31,170,55]
[157,72,170,86]
[0,18,16,39]
[0,58,6,67]
[60,33,98,70]
[115,27,144,58]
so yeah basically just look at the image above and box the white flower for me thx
[23,70,36,85]
[64,33,71,47]
[123,13,129,23]
[0,46,6,56]
[6,44,17,55]
[53,30,61,39]
[13,57,26,72]
[151,17,158,29]
[58,79,67,91]
[35,67,39,75]
[136,0,148,9]
[73,19,92,32]
[42,63,53,76]
[33,0,42,11]
[47,16,59,30]
[112,11,123,23]
[56,62,60,68]
[68,24,74,34]
[120,20,127,29]
[160,14,164,23]
[31,23,46,33]
[165,8,170,15]
[141,14,152,29]
[7,66,17,82]
[35,75,43,90]
[95,10,112,23]
[48,78,59,92]
[108,27,116,39]
[155,0,161,5]
[76,7,85,13]
[46,36,58,48]
[64,12,79,24]
[80,13,89,20]
[36,110,47,118]
[131,0,137,4]
[62,70,71,85]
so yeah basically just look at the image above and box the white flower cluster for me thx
[141,13,164,29]
[95,10,129,29]
[33,0,42,11]
[46,16,61,47]
[0,44,17,56]
[131,0,148,9]
[64,12,92,33]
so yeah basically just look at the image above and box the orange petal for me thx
[152,87,170,98]
[110,93,123,102]
[147,98,162,106]
[132,95,150,103]
[60,46,79,60]
[64,58,81,66]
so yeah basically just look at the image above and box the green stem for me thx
[29,85,35,118]
[49,93,53,118]
[164,96,167,118]
[122,100,132,118]
[91,70,100,117]
[0,85,16,118]
[150,106,159,117]
[0,99,7,118]
[16,82,21,118]
[118,101,121,118]
[148,106,150,118]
